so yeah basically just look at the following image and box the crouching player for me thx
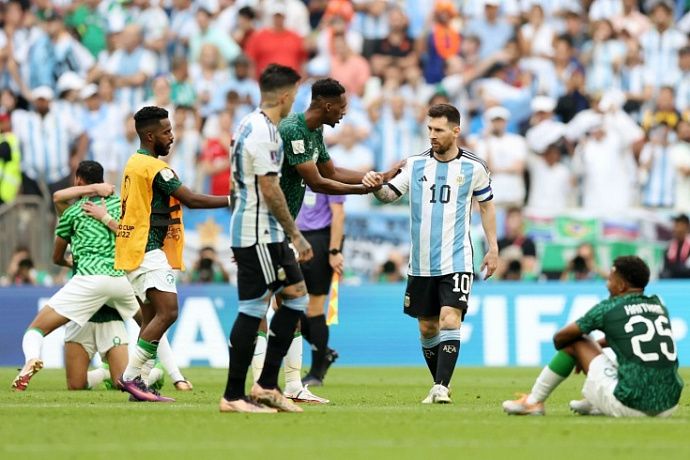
[503,256,683,417]
[64,306,128,390]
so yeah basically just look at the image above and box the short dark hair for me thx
[428,103,461,126]
[673,214,690,226]
[238,6,256,19]
[75,160,104,184]
[613,256,650,290]
[134,106,168,135]
[311,78,346,100]
[259,64,301,93]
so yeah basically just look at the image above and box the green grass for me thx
[1,367,689,460]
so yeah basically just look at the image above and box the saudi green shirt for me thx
[576,293,684,413]
[55,195,124,277]
[278,112,331,218]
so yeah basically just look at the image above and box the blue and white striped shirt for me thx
[387,149,493,276]
[230,109,286,248]
[11,108,83,183]
[104,47,156,114]
[641,143,676,208]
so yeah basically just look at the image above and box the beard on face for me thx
[154,139,170,157]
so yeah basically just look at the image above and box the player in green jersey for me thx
[502,256,683,417]
[11,161,141,391]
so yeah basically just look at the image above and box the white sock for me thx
[141,359,155,385]
[157,334,185,382]
[284,334,303,395]
[22,329,44,362]
[527,366,566,404]
[87,367,110,389]
[251,333,267,383]
[123,345,154,381]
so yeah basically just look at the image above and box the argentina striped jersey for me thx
[387,149,493,276]
[230,109,286,248]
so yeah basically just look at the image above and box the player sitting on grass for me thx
[503,256,683,417]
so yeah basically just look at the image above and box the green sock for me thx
[137,338,159,359]
[547,350,576,378]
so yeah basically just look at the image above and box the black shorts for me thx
[232,241,304,301]
[403,272,473,320]
[299,227,334,296]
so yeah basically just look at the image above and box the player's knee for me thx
[439,310,462,329]
[67,380,88,391]
[238,298,270,319]
[281,294,309,313]
[418,321,439,338]
[159,307,178,326]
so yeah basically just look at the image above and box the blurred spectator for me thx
[129,0,170,74]
[352,0,391,58]
[264,0,311,38]
[526,142,573,216]
[54,71,85,122]
[169,0,197,58]
[214,54,261,114]
[368,93,418,171]
[190,43,230,119]
[188,246,230,283]
[611,0,651,37]
[167,105,201,190]
[311,2,361,59]
[169,56,196,107]
[640,0,687,91]
[329,122,374,212]
[660,213,690,278]
[496,207,537,280]
[581,19,625,95]
[641,86,683,132]
[675,46,690,114]
[65,0,108,58]
[245,4,307,78]
[200,110,232,196]
[43,10,95,84]
[589,0,623,21]
[143,75,174,114]
[189,5,240,65]
[80,83,126,184]
[330,33,370,97]
[560,242,607,281]
[102,24,156,114]
[419,1,461,84]
[639,122,676,208]
[466,0,514,60]
[518,3,554,59]
[474,106,528,208]
[11,86,88,197]
[0,246,52,286]
[369,6,414,76]
[671,119,690,213]
[502,259,522,281]
[0,111,21,206]
[572,113,638,215]
[231,6,258,50]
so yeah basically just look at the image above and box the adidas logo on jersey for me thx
[418,176,428,182]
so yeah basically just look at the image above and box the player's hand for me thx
[362,171,383,188]
[291,232,314,263]
[82,198,108,220]
[92,183,115,197]
[480,249,498,280]
[381,159,406,182]
[329,252,344,275]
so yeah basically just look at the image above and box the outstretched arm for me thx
[257,174,313,262]
[296,161,375,195]
[53,183,115,216]
[373,183,404,203]
[318,159,404,186]
[171,185,231,209]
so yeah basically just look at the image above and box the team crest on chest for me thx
[456,173,465,186]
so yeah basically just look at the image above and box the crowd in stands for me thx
[2,0,690,283]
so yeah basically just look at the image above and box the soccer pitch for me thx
[1,367,689,460]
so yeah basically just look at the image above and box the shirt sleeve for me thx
[55,206,76,241]
[575,299,610,334]
[386,161,411,197]
[472,163,493,202]
[249,140,282,176]
[280,124,317,167]
[153,168,183,196]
